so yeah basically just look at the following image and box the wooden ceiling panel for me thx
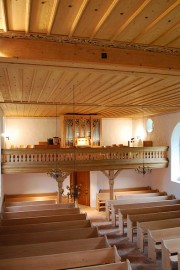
[73,0,114,38]
[51,0,85,35]
[0,0,179,118]
[113,0,177,43]
[135,3,180,45]
[30,0,56,33]
[27,69,51,102]
[6,0,26,31]
[94,0,146,40]
[153,23,180,47]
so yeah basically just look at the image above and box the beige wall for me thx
[132,112,180,199]
[4,117,61,149]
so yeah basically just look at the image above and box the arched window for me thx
[171,122,180,183]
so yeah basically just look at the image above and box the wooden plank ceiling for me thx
[0,0,179,118]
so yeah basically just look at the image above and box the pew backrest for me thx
[1,213,87,226]
[2,207,80,219]
[128,210,180,225]
[106,195,172,219]
[115,192,163,199]
[0,235,110,259]
[0,219,91,235]
[0,226,99,246]
[137,217,180,233]
[4,199,57,207]
[119,204,180,217]
[99,186,151,193]
[4,202,75,212]
[0,246,121,270]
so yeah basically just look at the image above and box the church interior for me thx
[0,1,179,269]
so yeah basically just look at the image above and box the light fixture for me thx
[135,109,152,175]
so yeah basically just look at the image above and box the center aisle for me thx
[78,205,163,270]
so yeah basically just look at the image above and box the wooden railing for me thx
[1,146,169,174]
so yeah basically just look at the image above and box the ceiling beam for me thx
[0,38,179,76]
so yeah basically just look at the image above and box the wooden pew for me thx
[106,195,172,220]
[1,213,87,226]
[0,219,91,235]
[99,186,151,193]
[0,226,98,246]
[161,238,180,270]
[96,188,155,211]
[69,260,132,270]
[115,192,163,200]
[2,207,80,219]
[148,227,180,262]
[137,218,180,252]
[4,199,57,207]
[118,204,180,232]
[0,236,109,259]
[96,186,152,211]
[4,192,58,202]
[0,246,121,270]
[127,210,180,242]
[4,202,75,212]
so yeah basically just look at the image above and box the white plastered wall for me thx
[133,112,180,199]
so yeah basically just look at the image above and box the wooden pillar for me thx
[102,170,121,200]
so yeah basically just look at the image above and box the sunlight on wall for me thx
[171,122,180,183]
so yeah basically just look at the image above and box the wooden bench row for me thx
[127,210,180,242]
[0,195,133,270]
[0,235,109,259]
[148,227,180,262]
[0,219,92,235]
[106,195,172,221]
[137,217,180,252]
[96,186,151,211]
[0,246,123,270]
[2,206,80,219]
[118,202,180,233]
[1,212,87,225]
[3,202,75,212]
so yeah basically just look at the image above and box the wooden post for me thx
[102,170,121,200]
